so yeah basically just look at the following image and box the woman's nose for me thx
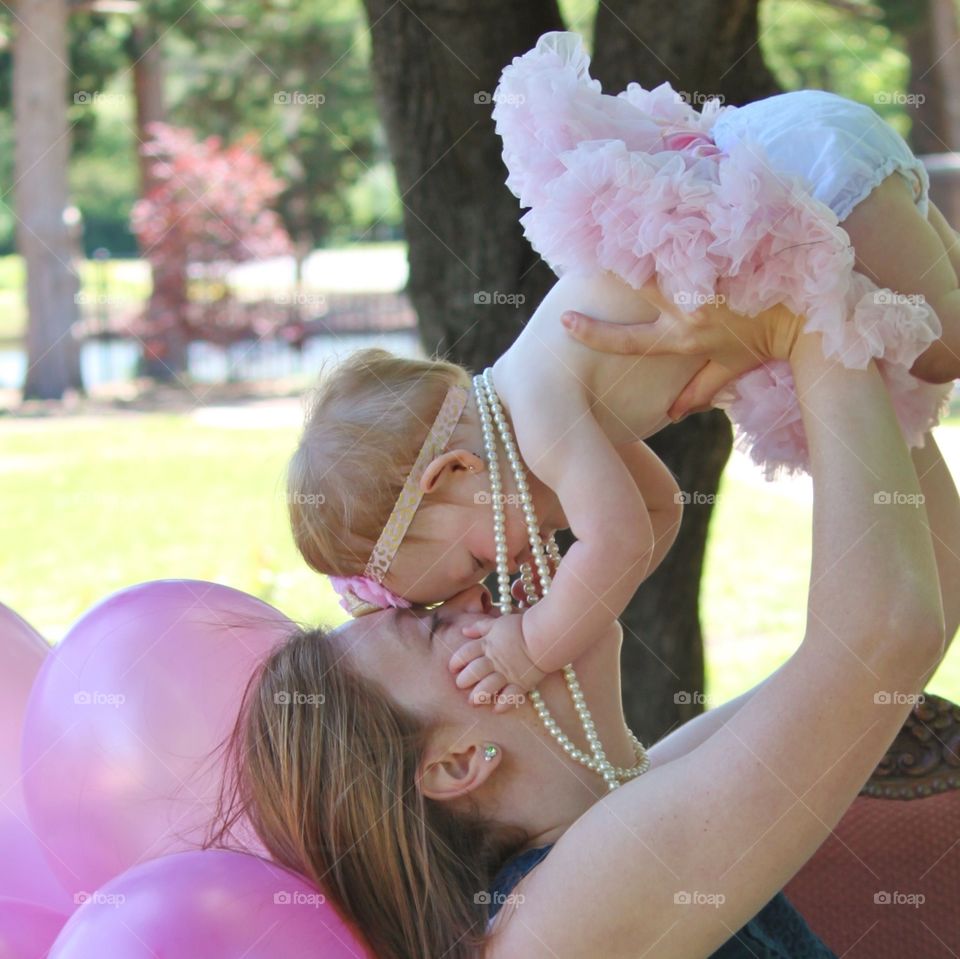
[446,583,493,614]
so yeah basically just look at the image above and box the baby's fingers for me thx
[461,619,494,640]
[448,639,484,672]
[454,655,495,690]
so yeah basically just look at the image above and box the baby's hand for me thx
[448,614,546,713]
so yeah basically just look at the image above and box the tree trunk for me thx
[905,0,950,155]
[360,0,564,367]
[590,0,782,743]
[361,0,779,745]
[15,0,83,400]
[129,15,185,380]
[929,0,960,150]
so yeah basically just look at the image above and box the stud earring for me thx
[482,743,499,761]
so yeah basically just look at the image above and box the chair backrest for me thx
[784,692,960,957]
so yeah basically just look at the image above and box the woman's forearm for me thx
[911,432,960,661]
[791,331,944,663]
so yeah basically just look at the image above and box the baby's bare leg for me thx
[926,201,960,288]
[840,172,960,383]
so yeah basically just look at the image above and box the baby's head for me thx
[287,348,536,613]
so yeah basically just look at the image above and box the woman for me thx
[206,289,957,958]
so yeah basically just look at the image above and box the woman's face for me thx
[333,584,503,724]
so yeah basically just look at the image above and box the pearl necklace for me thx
[472,368,650,791]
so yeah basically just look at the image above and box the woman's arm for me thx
[489,329,945,959]
[648,428,960,770]
[913,432,960,661]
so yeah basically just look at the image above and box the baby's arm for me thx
[514,395,658,673]
[617,440,683,580]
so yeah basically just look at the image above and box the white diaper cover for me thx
[710,88,929,223]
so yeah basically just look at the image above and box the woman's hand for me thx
[561,281,807,420]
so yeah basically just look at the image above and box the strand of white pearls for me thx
[472,369,650,790]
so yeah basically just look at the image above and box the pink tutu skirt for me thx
[492,31,952,479]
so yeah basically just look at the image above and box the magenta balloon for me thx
[48,849,373,958]
[0,605,71,914]
[21,581,294,898]
[0,896,69,959]
[0,603,47,802]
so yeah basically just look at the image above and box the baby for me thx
[491,31,956,476]
[286,31,958,709]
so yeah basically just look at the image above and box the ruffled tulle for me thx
[494,31,949,478]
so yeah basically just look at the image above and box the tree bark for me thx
[360,0,564,367]
[361,0,780,744]
[15,0,83,400]
[929,0,960,150]
[905,0,951,154]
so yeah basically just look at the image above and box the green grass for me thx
[702,420,960,706]
[2,411,960,710]
[0,414,343,639]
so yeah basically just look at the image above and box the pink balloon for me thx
[0,605,72,913]
[0,897,69,959]
[48,850,373,958]
[0,603,47,801]
[21,581,294,898]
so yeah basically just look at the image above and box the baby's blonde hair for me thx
[287,347,473,577]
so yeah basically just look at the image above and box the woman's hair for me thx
[204,624,530,959]
[287,347,473,575]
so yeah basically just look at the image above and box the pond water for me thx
[0,330,423,391]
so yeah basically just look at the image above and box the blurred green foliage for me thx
[0,0,938,257]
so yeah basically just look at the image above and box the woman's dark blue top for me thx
[487,844,838,957]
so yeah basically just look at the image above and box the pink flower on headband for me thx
[329,575,412,614]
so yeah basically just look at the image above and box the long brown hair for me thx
[204,624,530,958]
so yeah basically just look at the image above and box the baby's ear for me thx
[420,449,483,494]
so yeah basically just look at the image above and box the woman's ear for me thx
[419,741,499,803]
[419,449,484,494]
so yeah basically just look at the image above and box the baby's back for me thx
[498,271,703,445]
